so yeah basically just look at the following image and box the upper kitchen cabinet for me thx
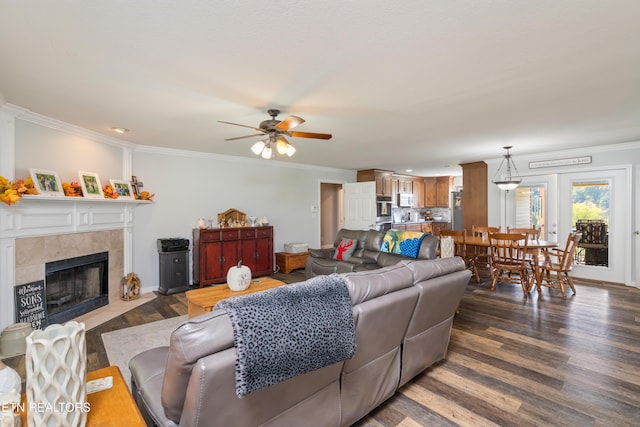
[357,169,393,197]
[412,178,424,208]
[424,176,453,207]
[394,175,413,194]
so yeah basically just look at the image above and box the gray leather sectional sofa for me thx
[305,228,439,278]
[129,257,470,427]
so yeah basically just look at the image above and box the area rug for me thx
[102,315,187,389]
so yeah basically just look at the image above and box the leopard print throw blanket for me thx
[215,274,356,398]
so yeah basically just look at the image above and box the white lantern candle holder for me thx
[25,321,87,427]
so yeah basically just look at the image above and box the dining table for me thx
[463,236,558,292]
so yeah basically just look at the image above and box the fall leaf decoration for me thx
[136,191,155,201]
[102,184,118,199]
[0,176,39,205]
[62,181,83,197]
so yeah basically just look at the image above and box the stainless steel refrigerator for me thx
[451,191,463,231]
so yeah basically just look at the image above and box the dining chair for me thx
[469,226,501,275]
[507,227,541,277]
[438,229,480,282]
[537,232,581,298]
[488,233,530,296]
[506,227,540,240]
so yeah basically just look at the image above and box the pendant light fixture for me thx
[492,146,522,191]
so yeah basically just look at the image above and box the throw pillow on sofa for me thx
[333,238,357,260]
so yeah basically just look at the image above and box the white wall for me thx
[131,147,354,291]
[14,118,125,183]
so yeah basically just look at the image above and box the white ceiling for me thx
[1,1,639,176]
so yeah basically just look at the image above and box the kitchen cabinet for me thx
[412,178,424,207]
[396,177,413,194]
[404,224,422,232]
[193,226,273,286]
[356,169,393,197]
[421,223,433,234]
[430,222,450,236]
[424,176,452,208]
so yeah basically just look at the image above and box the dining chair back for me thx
[469,226,501,275]
[507,227,540,240]
[489,233,531,296]
[538,232,581,298]
[438,229,479,282]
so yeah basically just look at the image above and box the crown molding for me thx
[3,103,134,150]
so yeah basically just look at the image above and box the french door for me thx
[515,174,558,242]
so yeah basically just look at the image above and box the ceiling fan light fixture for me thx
[220,109,331,159]
[261,145,273,159]
[275,136,289,155]
[251,140,266,155]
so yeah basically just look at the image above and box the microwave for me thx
[398,193,413,207]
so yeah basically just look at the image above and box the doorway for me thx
[320,183,342,248]
[514,184,547,239]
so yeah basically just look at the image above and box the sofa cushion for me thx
[333,237,357,260]
[343,263,414,305]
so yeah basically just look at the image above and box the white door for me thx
[558,168,629,284]
[342,182,376,230]
[507,174,558,242]
[514,174,558,242]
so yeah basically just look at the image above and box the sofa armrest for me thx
[308,248,334,258]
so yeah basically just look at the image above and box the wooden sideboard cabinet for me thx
[193,226,274,286]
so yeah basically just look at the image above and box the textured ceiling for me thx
[1,1,639,176]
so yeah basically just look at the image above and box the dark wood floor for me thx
[5,269,640,426]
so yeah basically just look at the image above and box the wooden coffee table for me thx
[186,276,286,318]
[20,365,145,426]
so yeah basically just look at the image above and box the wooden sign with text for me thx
[14,280,48,329]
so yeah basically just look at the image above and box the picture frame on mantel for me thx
[78,170,104,199]
[109,179,134,200]
[29,168,64,197]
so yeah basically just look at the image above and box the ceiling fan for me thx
[218,109,332,159]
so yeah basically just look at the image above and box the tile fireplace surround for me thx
[0,196,150,331]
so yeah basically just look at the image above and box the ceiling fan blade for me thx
[289,131,333,140]
[224,133,265,141]
[218,120,264,132]
[275,115,305,131]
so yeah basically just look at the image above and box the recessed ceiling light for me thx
[405,169,413,172]
[111,127,130,134]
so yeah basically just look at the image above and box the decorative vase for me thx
[226,261,252,291]
[25,321,87,427]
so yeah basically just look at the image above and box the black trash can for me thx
[157,238,190,295]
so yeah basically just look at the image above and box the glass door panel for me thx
[515,185,546,239]
[559,169,627,284]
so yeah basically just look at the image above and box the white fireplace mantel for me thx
[0,196,151,331]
